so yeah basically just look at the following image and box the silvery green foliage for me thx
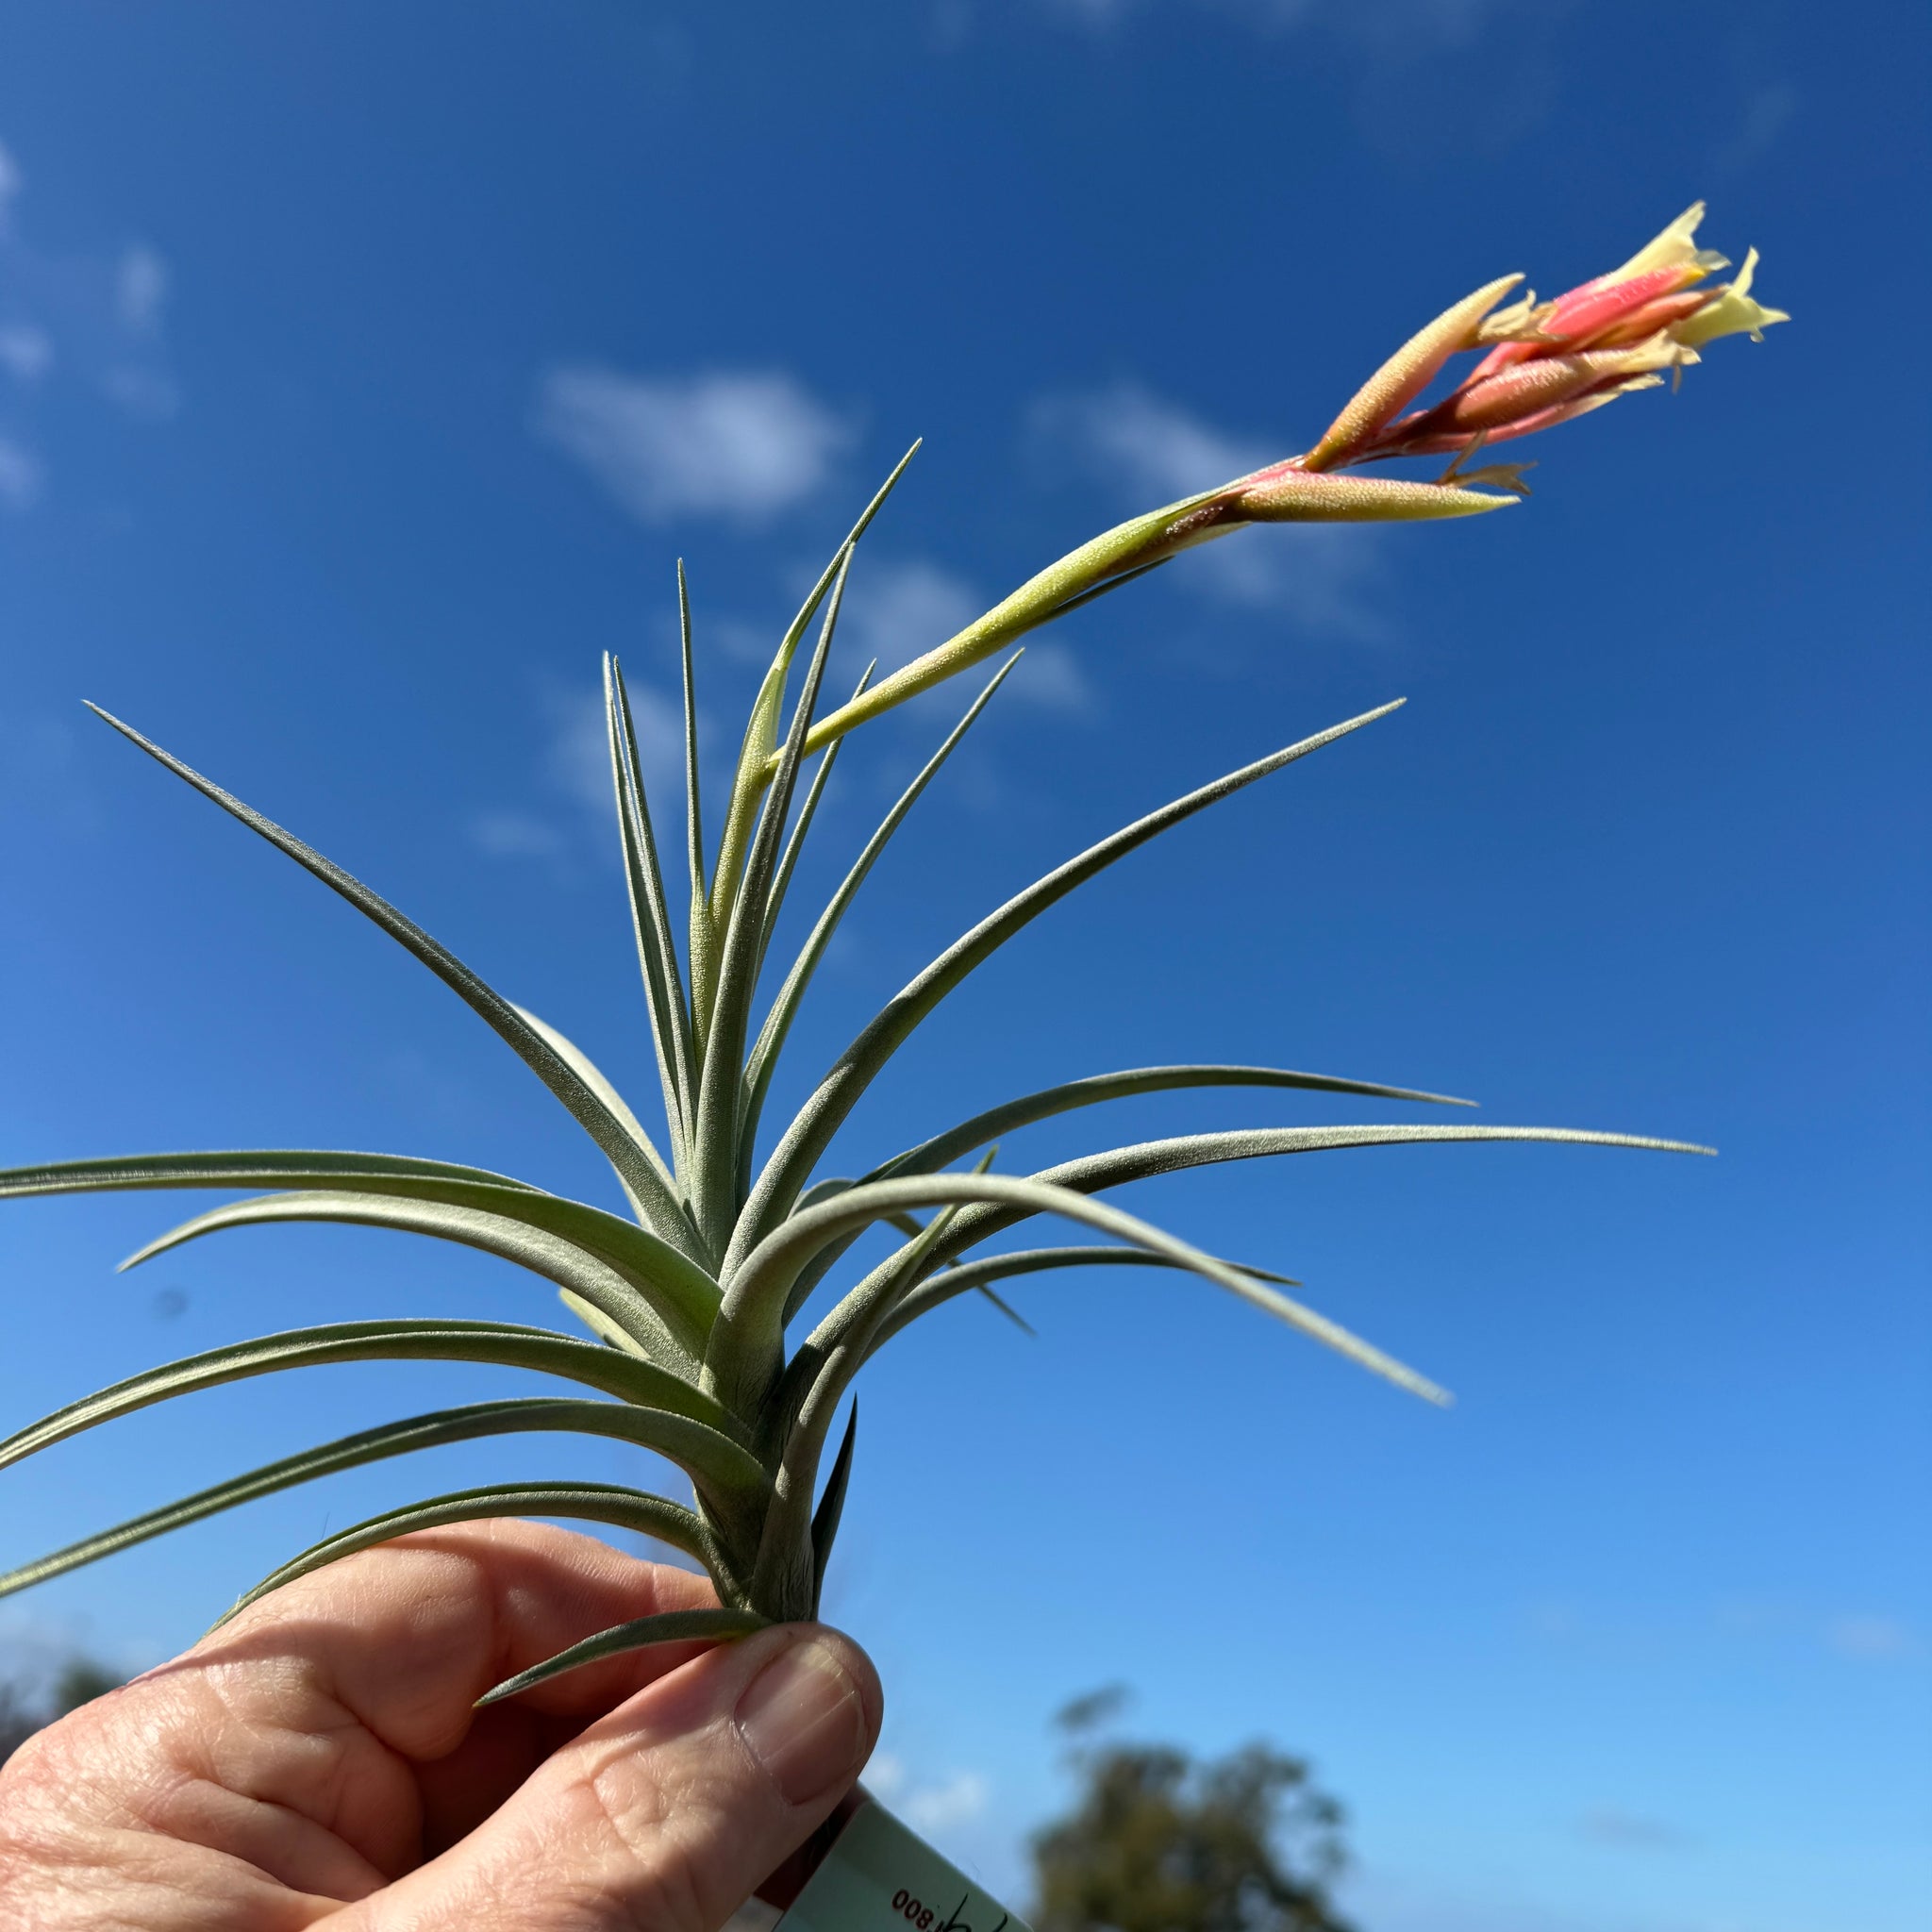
[0,456,1704,1702]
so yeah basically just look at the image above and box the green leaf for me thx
[511,1003,681,1225]
[84,703,701,1255]
[1038,556,1170,621]
[909,1123,1719,1278]
[862,1062,1474,1187]
[0,1398,771,1604]
[971,1280,1037,1336]
[0,1152,724,1362]
[730,701,1406,1273]
[871,1245,1299,1355]
[0,1147,541,1198]
[691,550,848,1256]
[122,1189,703,1372]
[221,1482,714,1625]
[809,1402,858,1614]
[729,1172,1447,1441]
[706,443,922,962]
[607,655,701,1181]
[0,1319,742,1476]
[761,662,872,964]
[739,652,1024,1174]
[475,1607,770,1707]
[679,560,720,1055]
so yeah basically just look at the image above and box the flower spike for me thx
[781,202,1785,763]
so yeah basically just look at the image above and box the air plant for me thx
[0,207,1779,1705]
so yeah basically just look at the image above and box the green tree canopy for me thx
[1031,1691,1354,1932]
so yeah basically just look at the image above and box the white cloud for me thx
[905,1771,991,1834]
[469,808,569,859]
[1035,382,1388,640]
[0,325,51,381]
[115,244,169,335]
[1716,81,1799,175]
[0,436,42,510]
[863,1756,991,1833]
[0,145,180,483]
[99,366,180,420]
[1008,641,1092,711]
[1827,1614,1920,1662]
[535,367,854,525]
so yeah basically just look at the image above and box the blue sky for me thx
[1,4,1926,1928]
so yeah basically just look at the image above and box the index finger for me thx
[188,1517,721,1762]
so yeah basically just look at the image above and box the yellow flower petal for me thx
[1611,201,1730,284]
[1671,247,1790,348]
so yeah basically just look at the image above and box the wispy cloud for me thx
[0,135,182,492]
[1031,0,1564,155]
[0,435,42,511]
[115,244,169,335]
[1577,1805,1694,1850]
[470,676,686,868]
[1715,81,1799,175]
[534,367,855,525]
[1033,381,1388,639]
[864,1754,992,1833]
[0,325,52,382]
[0,140,21,234]
[1826,1613,1920,1663]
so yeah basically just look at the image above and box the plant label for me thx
[776,1798,1033,1932]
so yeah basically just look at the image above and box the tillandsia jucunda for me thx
[0,206,1782,1705]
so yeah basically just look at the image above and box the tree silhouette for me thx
[1031,1690,1354,1932]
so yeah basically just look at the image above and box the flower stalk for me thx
[0,205,1764,1691]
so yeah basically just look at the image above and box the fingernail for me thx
[736,1634,868,1807]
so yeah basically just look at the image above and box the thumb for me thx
[347,1624,881,1932]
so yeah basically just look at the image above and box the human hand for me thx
[0,1520,881,1930]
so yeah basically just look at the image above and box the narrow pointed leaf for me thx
[678,560,720,1054]
[753,659,875,1010]
[607,667,692,1160]
[863,1062,1474,1188]
[912,1124,1718,1276]
[740,652,1024,1170]
[222,1482,713,1624]
[810,1402,858,1613]
[608,655,701,1173]
[0,1319,741,1475]
[691,551,846,1254]
[476,1607,770,1707]
[731,703,1405,1270]
[512,1004,680,1221]
[0,1152,723,1358]
[708,443,921,950]
[872,1245,1301,1353]
[0,1399,770,1603]
[84,704,699,1254]
[117,1189,709,1372]
[722,1173,1447,1433]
